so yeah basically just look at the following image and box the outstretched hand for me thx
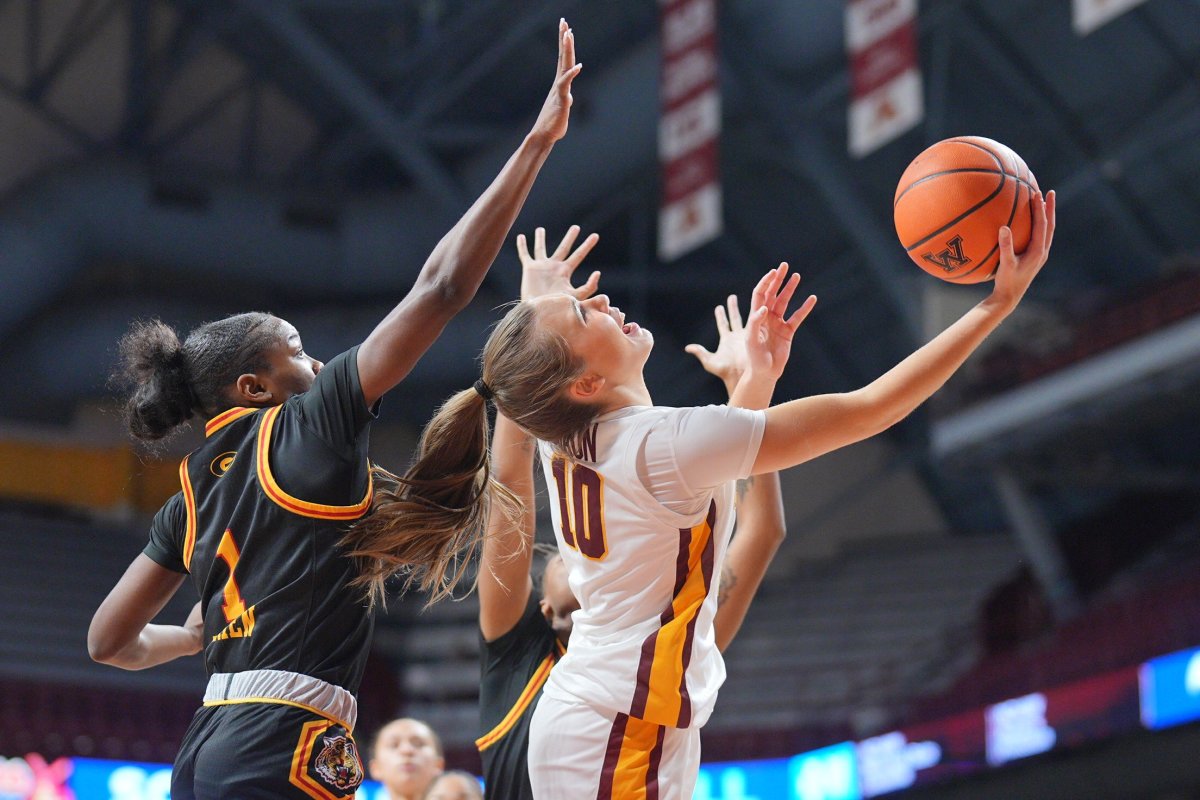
[743,263,817,383]
[518,225,601,301]
[990,189,1056,312]
[685,295,750,398]
[530,19,583,145]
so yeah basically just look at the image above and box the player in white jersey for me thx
[408,191,1055,799]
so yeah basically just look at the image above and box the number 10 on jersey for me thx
[549,457,609,560]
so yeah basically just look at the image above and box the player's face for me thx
[532,293,653,393]
[260,318,323,402]
[368,719,444,796]
[423,773,481,800]
[540,556,579,646]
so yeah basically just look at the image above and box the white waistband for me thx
[203,669,357,731]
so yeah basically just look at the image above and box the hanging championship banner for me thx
[847,0,923,158]
[1072,0,1149,35]
[658,0,722,261]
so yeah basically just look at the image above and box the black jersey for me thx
[143,347,377,695]
[476,596,564,800]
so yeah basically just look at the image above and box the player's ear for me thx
[539,597,553,624]
[234,373,273,405]
[568,372,604,402]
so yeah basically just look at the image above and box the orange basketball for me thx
[894,136,1039,284]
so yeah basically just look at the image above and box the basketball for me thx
[893,136,1039,284]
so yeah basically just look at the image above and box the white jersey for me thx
[538,404,765,729]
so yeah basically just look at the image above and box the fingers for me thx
[714,303,730,336]
[574,270,601,299]
[557,19,570,75]
[1043,189,1057,254]
[751,263,786,312]
[771,273,802,317]
[785,295,818,332]
[684,343,713,362]
[726,295,743,331]
[560,22,575,75]
[552,225,581,260]
[1026,190,1047,256]
[998,225,1015,268]
[516,233,531,265]
[565,232,600,268]
[534,227,547,260]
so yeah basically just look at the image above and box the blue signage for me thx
[1140,645,1200,730]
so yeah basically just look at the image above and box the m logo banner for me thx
[658,0,722,261]
[846,0,923,158]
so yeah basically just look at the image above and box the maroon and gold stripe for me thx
[598,713,665,800]
[256,405,372,520]
[179,455,197,570]
[628,502,716,728]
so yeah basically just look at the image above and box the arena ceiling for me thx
[1,0,1198,534]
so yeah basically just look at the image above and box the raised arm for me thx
[478,226,598,640]
[357,20,583,407]
[88,555,203,670]
[752,190,1056,475]
[685,294,788,651]
[478,414,539,641]
[715,474,785,651]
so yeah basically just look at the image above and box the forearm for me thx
[755,297,1011,473]
[856,295,1012,431]
[420,135,556,304]
[714,473,786,651]
[94,623,200,671]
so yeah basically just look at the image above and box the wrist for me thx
[979,293,1018,318]
[523,130,559,153]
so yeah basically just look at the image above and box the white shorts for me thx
[528,690,701,800]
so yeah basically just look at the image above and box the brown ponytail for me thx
[349,299,606,609]
[342,387,521,608]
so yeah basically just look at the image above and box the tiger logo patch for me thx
[313,735,363,792]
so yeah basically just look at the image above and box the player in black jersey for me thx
[473,229,789,800]
[87,20,584,800]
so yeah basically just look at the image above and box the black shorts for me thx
[171,702,364,800]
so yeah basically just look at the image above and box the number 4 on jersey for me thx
[549,457,609,560]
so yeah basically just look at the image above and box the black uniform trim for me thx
[477,596,564,800]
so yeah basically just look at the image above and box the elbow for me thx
[87,633,118,665]
[420,265,480,315]
[87,621,128,667]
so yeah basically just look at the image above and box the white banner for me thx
[1072,0,1149,35]
[846,0,922,158]
[659,0,722,261]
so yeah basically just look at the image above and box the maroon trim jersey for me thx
[143,346,377,695]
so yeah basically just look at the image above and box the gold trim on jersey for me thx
[475,649,558,752]
[179,455,197,570]
[256,405,373,520]
[205,406,258,437]
[203,697,353,734]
